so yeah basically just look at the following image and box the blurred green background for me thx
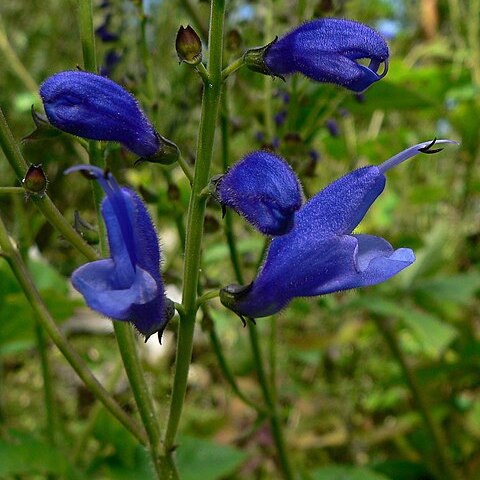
[1,0,480,478]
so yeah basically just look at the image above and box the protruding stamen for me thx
[378,139,458,174]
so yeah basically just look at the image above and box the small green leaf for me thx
[0,430,83,478]
[176,435,247,480]
[312,465,391,480]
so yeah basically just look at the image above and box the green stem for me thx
[196,289,219,307]
[0,216,146,444]
[34,321,58,447]
[177,155,194,184]
[164,0,226,453]
[268,315,277,401]
[195,62,210,84]
[373,316,459,480]
[247,324,293,479]
[113,323,163,477]
[221,56,245,80]
[205,309,264,412]
[0,107,98,261]
[77,0,97,72]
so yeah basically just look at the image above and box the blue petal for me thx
[280,166,385,238]
[71,259,158,319]
[314,234,415,295]
[40,71,160,157]
[66,165,169,338]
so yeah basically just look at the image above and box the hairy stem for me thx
[164,0,226,454]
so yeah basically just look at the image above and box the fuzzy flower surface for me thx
[40,71,160,158]
[66,165,172,340]
[215,151,303,236]
[220,140,456,319]
[264,18,389,92]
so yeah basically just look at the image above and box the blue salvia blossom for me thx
[220,140,456,319]
[40,71,178,163]
[215,151,303,236]
[245,18,389,92]
[65,165,173,340]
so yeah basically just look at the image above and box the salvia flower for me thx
[65,165,174,340]
[220,140,457,319]
[213,151,303,236]
[40,71,179,164]
[244,18,389,92]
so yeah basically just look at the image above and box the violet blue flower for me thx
[66,165,173,340]
[213,151,303,236]
[40,71,179,163]
[220,140,457,319]
[244,18,389,92]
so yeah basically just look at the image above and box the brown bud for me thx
[176,25,202,65]
[22,164,48,196]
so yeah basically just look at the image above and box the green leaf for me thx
[176,435,247,480]
[0,258,79,356]
[414,272,480,306]
[373,460,434,480]
[311,465,391,480]
[0,430,83,478]
[358,298,458,357]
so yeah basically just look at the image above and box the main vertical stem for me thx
[164,0,225,453]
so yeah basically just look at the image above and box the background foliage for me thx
[1,0,479,478]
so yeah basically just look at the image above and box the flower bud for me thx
[40,71,179,162]
[213,151,303,236]
[244,18,389,92]
[22,164,48,196]
[176,25,202,65]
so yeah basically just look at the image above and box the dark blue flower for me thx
[65,165,173,340]
[220,140,456,318]
[245,18,389,92]
[214,151,303,236]
[40,71,178,163]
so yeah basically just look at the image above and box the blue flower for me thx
[66,165,173,340]
[214,151,303,236]
[220,140,457,318]
[40,71,178,163]
[244,18,389,92]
